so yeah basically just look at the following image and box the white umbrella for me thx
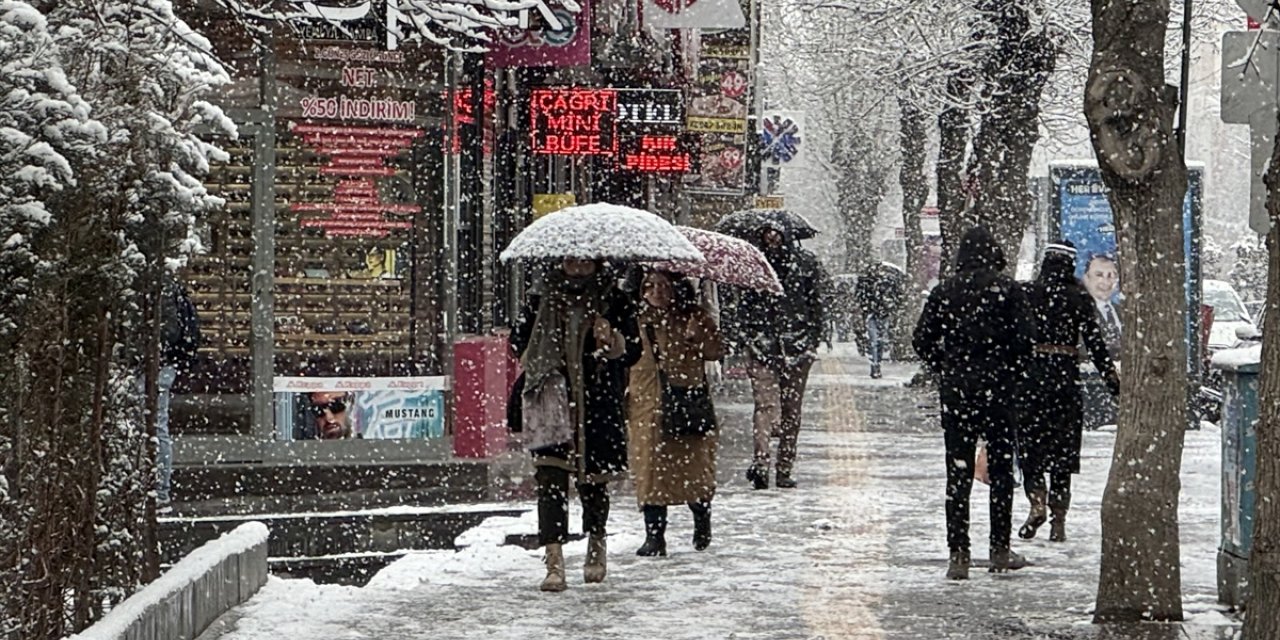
[500,203,704,263]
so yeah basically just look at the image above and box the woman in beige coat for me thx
[627,270,724,556]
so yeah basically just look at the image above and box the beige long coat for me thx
[627,307,724,506]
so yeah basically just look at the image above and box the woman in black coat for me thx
[509,259,641,592]
[1018,242,1119,542]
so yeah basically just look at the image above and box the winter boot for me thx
[691,502,712,551]
[775,472,798,489]
[540,543,567,592]
[989,548,1030,573]
[1018,490,1048,540]
[1049,507,1068,542]
[746,463,769,490]
[584,534,607,583]
[636,505,668,557]
[946,551,970,581]
[870,363,882,379]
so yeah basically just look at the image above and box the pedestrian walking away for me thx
[627,270,724,557]
[509,258,642,592]
[136,273,201,514]
[855,262,906,379]
[725,223,831,490]
[1016,241,1120,543]
[913,226,1035,580]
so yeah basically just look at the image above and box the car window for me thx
[1204,287,1249,323]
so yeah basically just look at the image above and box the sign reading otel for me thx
[531,88,691,172]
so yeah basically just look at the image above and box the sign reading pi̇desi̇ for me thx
[530,89,618,155]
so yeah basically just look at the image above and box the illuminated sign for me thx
[530,88,618,155]
[619,135,693,173]
[616,89,684,132]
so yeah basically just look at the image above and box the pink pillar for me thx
[452,336,512,458]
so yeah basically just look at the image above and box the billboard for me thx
[1049,161,1204,426]
[273,376,447,441]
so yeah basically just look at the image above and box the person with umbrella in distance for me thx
[510,258,641,592]
[1016,241,1119,543]
[627,269,724,557]
[727,220,831,490]
[855,262,906,379]
[912,226,1035,579]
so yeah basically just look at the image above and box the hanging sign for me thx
[615,89,685,133]
[530,88,619,155]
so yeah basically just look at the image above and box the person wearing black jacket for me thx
[855,263,906,379]
[1016,242,1120,543]
[725,224,831,490]
[912,226,1034,580]
[509,259,642,592]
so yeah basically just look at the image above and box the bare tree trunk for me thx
[1087,0,1189,622]
[897,93,928,360]
[1243,111,1280,638]
[967,0,1057,267]
[936,72,971,271]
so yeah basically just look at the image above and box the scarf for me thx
[521,269,611,396]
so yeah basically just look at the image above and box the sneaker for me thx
[746,464,768,490]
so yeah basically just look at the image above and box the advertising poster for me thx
[686,40,750,194]
[274,376,447,441]
[1050,161,1203,425]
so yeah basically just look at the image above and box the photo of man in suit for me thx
[1082,252,1121,361]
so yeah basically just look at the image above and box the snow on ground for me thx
[214,352,1235,640]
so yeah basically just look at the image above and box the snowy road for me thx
[212,349,1237,639]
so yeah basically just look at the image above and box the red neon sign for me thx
[530,88,618,156]
[619,135,692,174]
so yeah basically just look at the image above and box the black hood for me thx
[955,226,1006,273]
[1037,252,1077,285]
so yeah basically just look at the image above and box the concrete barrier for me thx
[67,521,269,640]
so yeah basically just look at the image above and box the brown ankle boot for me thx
[1019,490,1048,539]
[1049,508,1068,542]
[540,543,567,592]
[584,534,607,583]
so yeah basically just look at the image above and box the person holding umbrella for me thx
[510,258,641,592]
[725,221,831,490]
[502,203,701,592]
[627,270,724,556]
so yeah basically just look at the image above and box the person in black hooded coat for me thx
[1016,242,1119,543]
[912,226,1035,580]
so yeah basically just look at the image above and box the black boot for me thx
[636,505,667,557]
[690,501,712,551]
[746,463,769,490]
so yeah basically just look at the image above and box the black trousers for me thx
[537,466,609,546]
[942,390,1016,554]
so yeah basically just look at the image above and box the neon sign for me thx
[619,135,692,173]
[530,88,618,156]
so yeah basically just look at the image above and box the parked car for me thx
[1204,279,1257,351]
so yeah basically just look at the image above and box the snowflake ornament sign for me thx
[760,111,805,167]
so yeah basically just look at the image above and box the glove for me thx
[1104,371,1121,397]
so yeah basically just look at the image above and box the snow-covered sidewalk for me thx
[212,351,1238,639]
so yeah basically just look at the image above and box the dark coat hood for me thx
[955,226,1007,273]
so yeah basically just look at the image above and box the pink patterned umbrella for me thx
[650,226,783,294]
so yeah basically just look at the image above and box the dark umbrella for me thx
[714,208,819,241]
